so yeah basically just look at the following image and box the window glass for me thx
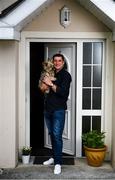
[92,89,101,109]
[93,43,102,64]
[92,116,101,131]
[83,66,91,87]
[83,43,92,64]
[82,116,91,156]
[93,66,102,87]
[82,116,91,133]
[82,89,91,109]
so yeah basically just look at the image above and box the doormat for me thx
[33,156,74,165]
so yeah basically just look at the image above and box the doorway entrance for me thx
[30,42,45,155]
[28,39,105,158]
[30,42,76,156]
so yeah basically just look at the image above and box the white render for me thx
[0,41,18,168]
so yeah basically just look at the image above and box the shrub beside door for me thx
[82,130,107,167]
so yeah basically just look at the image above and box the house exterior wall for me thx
[0,41,19,168]
[0,0,113,168]
[23,0,110,32]
[112,42,115,169]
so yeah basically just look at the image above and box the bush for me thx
[82,130,106,148]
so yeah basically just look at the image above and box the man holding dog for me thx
[42,53,72,174]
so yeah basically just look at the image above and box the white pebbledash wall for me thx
[0,41,19,168]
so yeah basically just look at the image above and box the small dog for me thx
[38,60,56,93]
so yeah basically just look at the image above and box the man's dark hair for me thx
[53,53,68,70]
[53,53,65,61]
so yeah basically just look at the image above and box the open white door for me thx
[44,43,76,155]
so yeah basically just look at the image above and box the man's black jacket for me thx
[44,68,72,112]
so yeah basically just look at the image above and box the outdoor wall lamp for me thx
[60,5,71,28]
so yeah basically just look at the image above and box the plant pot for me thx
[84,145,107,167]
[22,155,30,164]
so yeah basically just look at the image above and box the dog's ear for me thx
[50,59,53,63]
[45,58,53,63]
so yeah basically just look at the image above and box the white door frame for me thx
[19,32,113,158]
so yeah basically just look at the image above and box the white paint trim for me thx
[81,110,102,116]
[104,34,113,160]
[76,41,83,157]
[19,31,113,159]
[0,28,20,40]
[25,40,30,147]
[112,32,115,41]
[21,31,111,40]
[101,41,106,131]
[19,34,26,148]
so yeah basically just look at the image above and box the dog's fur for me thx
[38,60,56,93]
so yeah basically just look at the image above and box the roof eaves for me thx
[0,0,49,40]
[77,0,115,31]
[0,0,48,27]
[0,27,20,40]
[0,0,25,18]
[91,0,115,22]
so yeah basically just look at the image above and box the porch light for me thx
[60,5,71,28]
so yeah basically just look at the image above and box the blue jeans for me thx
[44,110,65,165]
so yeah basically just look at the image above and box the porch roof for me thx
[0,0,115,40]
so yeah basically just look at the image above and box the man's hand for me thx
[42,76,53,87]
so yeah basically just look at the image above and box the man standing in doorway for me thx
[42,53,72,174]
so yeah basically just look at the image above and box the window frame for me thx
[76,39,105,157]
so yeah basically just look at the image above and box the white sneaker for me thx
[43,158,54,165]
[54,164,61,175]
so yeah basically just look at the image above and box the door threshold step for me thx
[33,156,75,165]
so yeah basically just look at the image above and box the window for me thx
[82,42,103,151]
[82,42,103,110]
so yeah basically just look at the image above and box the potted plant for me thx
[21,146,32,164]
[82,130,107,167]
